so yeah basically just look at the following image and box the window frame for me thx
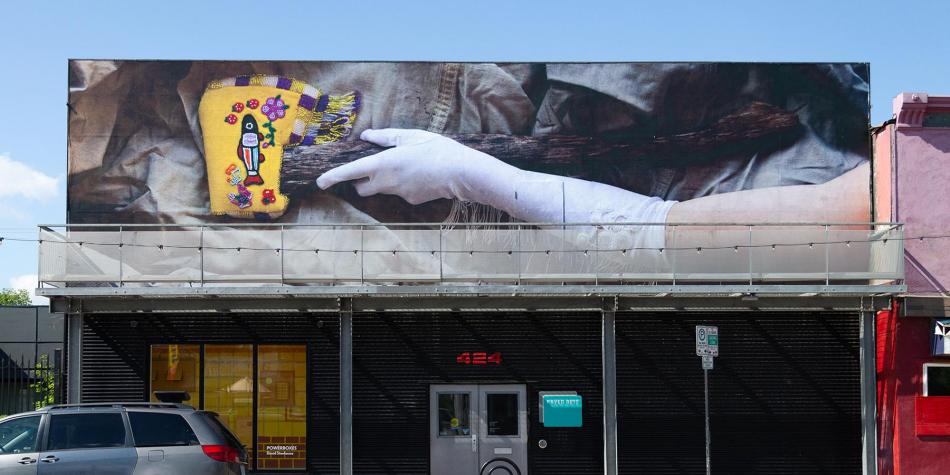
[923,362,950,396]
[126,411,200,448]
[484,391,521,438]
[147,342,309,471]
[436,391,474,438]
[0,414,44,454]
[42,411,131,452]
[147,344,202,406]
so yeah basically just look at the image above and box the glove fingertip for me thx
[361,128,394,146]
[359,129,376,142]
[316,173,338,190]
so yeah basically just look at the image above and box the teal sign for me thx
[541,394,583,427]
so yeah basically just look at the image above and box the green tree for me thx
[31,354,57,409]
[0,288,31,305]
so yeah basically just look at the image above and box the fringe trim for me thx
[443,201,513,230]
[306,92,362,145]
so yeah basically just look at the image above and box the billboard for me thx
[68,61,871,229]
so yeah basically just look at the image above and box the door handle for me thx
[17,457,36,465]
[41,455,60,463]
[472,434,478,453]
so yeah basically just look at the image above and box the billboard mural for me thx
[68,61,871,230]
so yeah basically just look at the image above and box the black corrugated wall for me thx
[616,312,862,475]
[79,310,863,474]
[80,314,340,474]
[352,311,604,475]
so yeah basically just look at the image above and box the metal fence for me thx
[0,353,61,417]
[37,222,904,290]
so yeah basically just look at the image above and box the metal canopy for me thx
[38,283,903,298]
[50,294,893,314]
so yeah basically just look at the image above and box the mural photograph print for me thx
[65,61,874,279]
[68,61,870,226]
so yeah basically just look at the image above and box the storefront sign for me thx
[540,393,583,427]
[264,444,299,457]
[456,352,502,365]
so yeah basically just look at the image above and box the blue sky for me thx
[0,0,948,303]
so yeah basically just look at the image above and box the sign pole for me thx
[704,367,711,475]
[696,325,718,475]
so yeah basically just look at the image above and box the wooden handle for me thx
[279,102,801,196]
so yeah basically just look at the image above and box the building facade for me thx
[40,61,901,474]
[873,93,950,475]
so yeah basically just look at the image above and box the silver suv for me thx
[0,402,247,474]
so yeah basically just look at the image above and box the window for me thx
[257,345,307,471]
[47,413,126,450]
[486,393,519,436]
[924,363,950,396]
[148,343,307,470]
[150,344,200,402]
[0,416,40,454]
[203,344,253,465]
[437,393,471,436]
[128,412,199,447]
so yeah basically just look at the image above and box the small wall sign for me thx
[539,392,583,427]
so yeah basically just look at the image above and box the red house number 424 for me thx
[456,352,502,365]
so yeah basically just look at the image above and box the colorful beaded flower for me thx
[228,169,243,186]
[261,189,276,205]
[261,95,289,121]
[246,98,259,109]
[225,114,238,125]
[232,102,245,113]
[228,184,253,209]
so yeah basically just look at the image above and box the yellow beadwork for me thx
[198,76,360,219]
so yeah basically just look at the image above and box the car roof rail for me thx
[40,402,193,410]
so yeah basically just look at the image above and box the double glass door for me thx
[429,384,527,475]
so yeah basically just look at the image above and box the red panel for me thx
[915,396,950,436]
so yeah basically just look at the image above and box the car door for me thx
[37,411,137,475]
[0,415,43,474]
[126,411,211,475]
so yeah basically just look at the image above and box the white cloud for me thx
[9,274,47,305]
[0,154,58,201]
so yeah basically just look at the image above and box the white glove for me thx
[316,129,517,206]
[317,128,676,248]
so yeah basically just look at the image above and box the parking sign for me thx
[696,326,719,357]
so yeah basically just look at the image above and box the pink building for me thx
[875,92,950,475]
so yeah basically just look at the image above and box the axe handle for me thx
[279,102,801,196]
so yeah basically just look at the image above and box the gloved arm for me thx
[316,129,676,248]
